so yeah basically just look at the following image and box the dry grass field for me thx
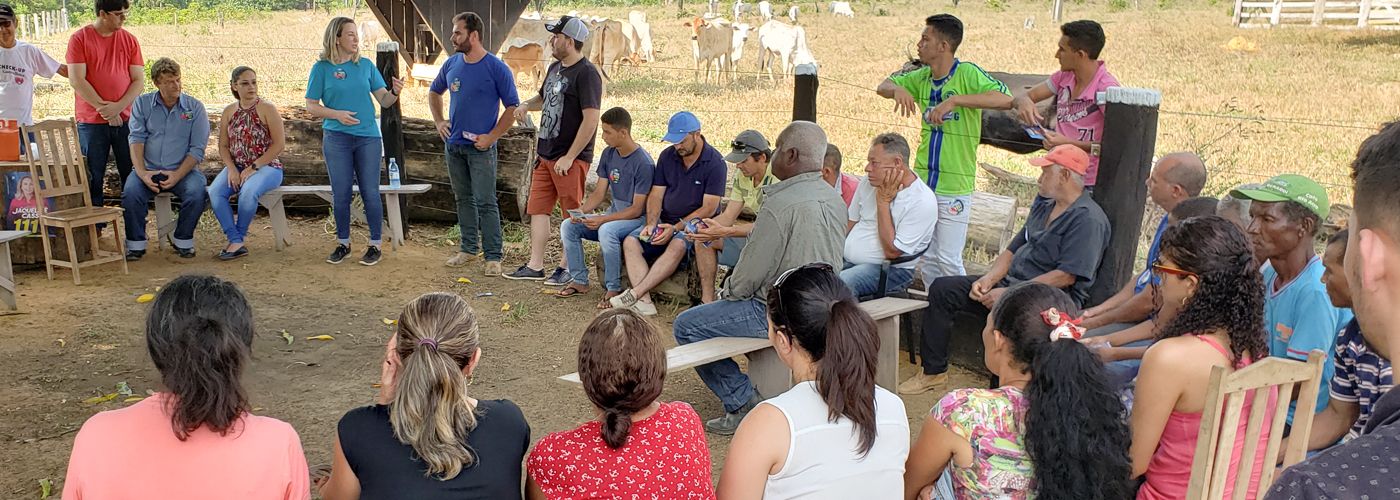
[3,1,1397,497]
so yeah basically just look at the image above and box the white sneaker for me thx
[630,300,658,316]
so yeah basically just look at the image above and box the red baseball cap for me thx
[1028,144,1091,177]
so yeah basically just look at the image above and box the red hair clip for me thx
[1041,307,1086,341]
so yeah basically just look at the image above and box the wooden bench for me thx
[154,184,432,251]
[0,230,27,310]
[559,297,928,396]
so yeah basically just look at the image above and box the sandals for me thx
[556,284,589,298]
[598,291,621,310]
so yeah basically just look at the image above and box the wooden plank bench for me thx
[559,297,928,396]
[0,230,27,311]
[154,184,432,251]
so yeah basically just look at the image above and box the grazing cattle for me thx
[625,10,655,62]
[588,17,631,80]
[830,1,854,17]
[684,17,748,85]
[501,42,546,83]
[759,1,774,20]
[757,20,812,82]
[728,22,753,76]
[788,5,799,23]
[733,0,751,20]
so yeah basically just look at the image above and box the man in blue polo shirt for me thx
[121,57,209,260]
[429,11,520,275]
[1233,174,1353,423]
[609,111,725,316]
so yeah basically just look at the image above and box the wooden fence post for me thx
[1086,87,1162,306]
[1312,0,1326,25]
[1359,0,1374,27]
[376,41,409,238]
[792,63,818,123]
[1232,0,1245,26]
[1270,0,1284,26]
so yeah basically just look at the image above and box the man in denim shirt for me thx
[121,57,209,260]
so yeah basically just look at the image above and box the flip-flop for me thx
[598,292,621,310]
[556,284,589,298]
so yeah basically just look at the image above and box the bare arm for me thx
[525,473,547,500]
[876,78,902,99]
[1303,400,1360,452]
[56,64,69,78]
[1012,81,1054,125]
[982,249,1015,284]
[66,64,107,108]
[217,106,236,167]
[427,91,446,122]
[681,194,723,227]
[714,199,745,227]
[875,197,903,259]
[1088,289,1156,328]
[948,91,1014,111]
[717,404,787,499]
[561,108,601,161]
[1130,343,1186,478]
[114,65,145,109]
[594,193,648,223]
[253,102,286,166]
[318,435,362,500]
[578,178,609,214]
[643,185,665,227]
[1029,270,1077,289]
[904,414,962,500]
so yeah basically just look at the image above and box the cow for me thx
[625,10,655,63]
[728,23,753,77]
[788,5,799,23]
[759,1,774,21]
[757,19,812,82]
[684,17,748,85]
[357,18,390,47]
[733,0,751,20]
[588,17,631,81]
[501,42,545,83]
[830,1,854,17]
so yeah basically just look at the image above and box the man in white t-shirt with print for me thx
[841,133,937,298]
[0,4,67,138]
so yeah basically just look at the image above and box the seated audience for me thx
[610,111,725,315]
[320,292,530,500]
[822,143,859,207]
[63,275,309,499]
[900,144,1110,395]
[904,282,1131,500]
[526,309,714,499]
[554,107,654,307]
[208,65,285,260]
[671,121,846,434]
[122,57,210,260]
[1266,121,1400,499]
[841,133,937,298]
[1131,216,1275,499]
[717,264,909,497]
[1281,229,1393,459]
[689,129,777,303]
[1232,175,1353,422]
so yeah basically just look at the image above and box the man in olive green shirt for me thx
[689,129,779,303]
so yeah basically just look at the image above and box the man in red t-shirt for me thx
[66,0,144,209]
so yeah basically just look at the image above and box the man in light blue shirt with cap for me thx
[121,57,209,260]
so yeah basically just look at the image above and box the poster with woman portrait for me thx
[4,171,45,234]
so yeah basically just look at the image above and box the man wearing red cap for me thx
[900,144,1111,395]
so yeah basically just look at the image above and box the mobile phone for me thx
[567,209,585,219]
[1024,126,1045,140]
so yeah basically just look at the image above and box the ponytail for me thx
[387,293,481,479]
[1024,339,1133,500]
[815,299,880,456]
[601,408,633,448]
[579,310,665,449]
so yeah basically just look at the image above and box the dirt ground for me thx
[0,213,984,497]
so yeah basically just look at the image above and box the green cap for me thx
[1229,174,1330,219]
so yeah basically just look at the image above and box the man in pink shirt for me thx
[66,0,144,209]
[1011,19,1121,188]
[823,143,860,207]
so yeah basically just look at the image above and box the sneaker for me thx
[897,372,949,395]
[543,267,571,286]
[359,246,382,266]
[608,289,639,309]
[124,249,145,261]
[445,252,477,268]
[483,261,503,277]
[705,393,762,435]
[326,244,351,264]
[630,300,658,316]
[503,265,545,280]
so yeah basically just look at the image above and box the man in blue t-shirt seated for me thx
[1231,174,1353,423]
[608,111,725,316]
[551,108,655,308]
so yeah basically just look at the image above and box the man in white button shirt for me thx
[841,133,938,298]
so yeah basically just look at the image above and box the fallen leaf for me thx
[83,393,118,404]
[381,318,397,325]
[39,478,51,499]
[116,381,133,397]
[371,383,382,388]
[55,339,65,348]
[456,277,473,284]
[252,407,263,412]
[281,329,294,345]
[501,303,511,312]
[136,293,155,303]
[539,288,557,295]
[305,334,335,341]
[123,396,144,403]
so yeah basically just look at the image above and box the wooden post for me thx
[1233,0,1245,25]
[1312,0,1326,25]
[1053,0,1064,22]
[376,41,409,238]
[1087,87,1161,306]
[1359,0,1374,27]
[792,63,818,123]
[1270,0,1284,26]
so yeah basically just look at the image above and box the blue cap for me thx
[662,111,702,143]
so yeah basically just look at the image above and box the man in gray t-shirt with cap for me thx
[688,129,779,303]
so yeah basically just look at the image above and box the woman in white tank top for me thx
[717,263,910,499]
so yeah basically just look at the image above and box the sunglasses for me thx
[768,262,835,329]
[730,140,759,153]
[1150,259,1197,279]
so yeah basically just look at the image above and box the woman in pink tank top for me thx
[1130,216,1275,499]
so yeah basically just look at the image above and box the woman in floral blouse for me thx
[208,65,284,260]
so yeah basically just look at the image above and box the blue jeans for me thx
[208,167,284,245]
[323,130,383,246]
[673,298,770,413]
[841,261,916,298]
[122,169,207,251]
[561,217,643,291]
[77,122,133,208]
[446,143,502,261]
[1085,322,1152,389]
[719,236,746,267]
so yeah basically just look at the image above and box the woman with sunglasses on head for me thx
[717,263,910,499]
[1131,216,1275,499]
[903,281,1132,500]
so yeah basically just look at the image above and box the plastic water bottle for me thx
[388,158,401,188]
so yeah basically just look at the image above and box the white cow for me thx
[733,0,751,20]
[358,19,390,47]
[757,20,812,82]
[788,5,799,23]
[685,17,747,85]
[758,1,774,21]
[830,1,854,17]
[624,10,654,63]
[728,23,752,78]
[499,17,553,83]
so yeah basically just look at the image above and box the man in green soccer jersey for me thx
[877,14,1012,288]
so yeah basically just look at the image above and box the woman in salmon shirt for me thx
[1131,216,1276,499]
[62,275,310,499]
